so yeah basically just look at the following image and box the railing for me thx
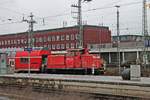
[88,41,145,51]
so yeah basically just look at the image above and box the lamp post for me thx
[115,5,121,75]
[142,0,149,67]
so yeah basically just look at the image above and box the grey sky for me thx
[0,0,149,35]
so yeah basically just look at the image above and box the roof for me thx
[0,25,109,37]
[16,50,51,57]
[112,35,143,37]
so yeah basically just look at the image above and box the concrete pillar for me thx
[122,52,125,63]
[137,51,139,59]
[109,52,111,64]
[136,51,140,64]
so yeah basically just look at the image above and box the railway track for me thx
[0,81,146,100]
[0,86,143,100]
[0,74,150,100]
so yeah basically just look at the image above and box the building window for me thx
[5,40,7,45]
[71,43,75,49]
[52,44,55,50]
[44,44,47,47]
[75,43,79,48]
[8,40,10,45]
[39,37,42,42]
[21,39,24,44]
[66,43,70,49]
[48,44,51,49]
[75,34,79,40]
[52,36,55,41]
[14,40,16,44]
[24,40,27,44]
[57,44,60,49]
[32,38,35,43]
[66,35,70,40]
[61,35,65,41]
[11,40,13,44]
[18,40,20,44]
[43,36,47,42]
[48,36,51,41]
[36,38,38,43]
[71,34,74,40]
[61,44,65,49]
[28,39,31,44]
[1,41,4,45]
[56,35,60,41]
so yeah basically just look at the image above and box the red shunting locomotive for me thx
[10,48,104,75]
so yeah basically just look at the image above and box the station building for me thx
[0,25,111,51]
[89,35,150,65]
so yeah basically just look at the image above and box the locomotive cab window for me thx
[20,58,29,64]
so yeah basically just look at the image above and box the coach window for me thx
[66,35,70,40]
[61,35,65,41]
[20,58,29,64]
[71,34,74,40]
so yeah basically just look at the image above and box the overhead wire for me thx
[0,0,148,26]
[36,0,143,27]
[35,0,144,21]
